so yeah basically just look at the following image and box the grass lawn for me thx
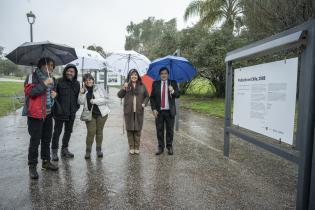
[0,82,24,116]
[1,75,26,80]
[0,82,24,95]
[180,95,225,118]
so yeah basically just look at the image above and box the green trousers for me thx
[85,115,108,150]
[127,130,141,150]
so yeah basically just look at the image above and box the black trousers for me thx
[155,110,175,149]
[27,114,53,165]
[51,114,75,150]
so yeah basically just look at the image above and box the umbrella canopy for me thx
[141,74,154,95]
[70,48,106,70]
[6,41,77,66]
[147,55,197,83]
[105,50,150,76]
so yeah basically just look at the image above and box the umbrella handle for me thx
[44,65,51,78]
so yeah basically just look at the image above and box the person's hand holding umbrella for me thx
[51,90,57,99]
[43,78,54,86]
[168,85,174,95]
[123,82,129,90]
[153,110,159,119]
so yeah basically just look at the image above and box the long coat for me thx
[117,83,149,131]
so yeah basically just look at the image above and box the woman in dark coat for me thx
[117,69,149,154]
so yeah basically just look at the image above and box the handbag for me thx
[80,89,94,122]
[80,104,94,121]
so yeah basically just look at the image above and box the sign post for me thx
[224,19,315,210]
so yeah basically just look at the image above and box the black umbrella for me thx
[6,41,78,66]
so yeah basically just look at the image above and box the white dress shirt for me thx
[161,80,170,110]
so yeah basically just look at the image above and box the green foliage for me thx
[241,0,315,41]
[0,46,3,56]
[87,45,106,58]
[0,59,20,76]
[124,0,315,99]
[178,25,248,97]
[0,60,29,77]
[184,0,243,32]
[125,17,178,60]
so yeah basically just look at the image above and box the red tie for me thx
[161,81,165,108]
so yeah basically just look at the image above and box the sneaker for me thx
[51,149,59,161]
[134,149,140,154]
[42,160,58,171]
[29,165,39,179]
[61,148,74,158]
[129,149,135,154]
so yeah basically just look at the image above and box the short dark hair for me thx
[37,57,55,69]
[159,67,169,75]
[83,73,94,82]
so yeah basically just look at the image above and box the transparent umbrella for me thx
[104,50,150,77]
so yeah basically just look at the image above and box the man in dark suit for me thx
[150,67,180,155]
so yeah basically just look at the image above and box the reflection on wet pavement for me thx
[0,88,297,209]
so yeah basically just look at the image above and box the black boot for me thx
[167,147,174,155]
[29,165,39,179]
[155,148,164,155]
[42,160,59,171]
[61,148,74,158]
[51,149,59,161]
[96,147,103,158]
[85,148,91,159]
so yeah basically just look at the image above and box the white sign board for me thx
[233,58,298,145]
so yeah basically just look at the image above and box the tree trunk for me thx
[212,80,226,98]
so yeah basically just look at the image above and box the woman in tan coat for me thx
[117,69,149,155]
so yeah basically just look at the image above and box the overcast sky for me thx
[0,0,198,54]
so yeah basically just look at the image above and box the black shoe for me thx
[42,160,58,171]
[96,149,103,158]
[61,148,74,158]
[85,149,91,160]
[29,165,39,179]
[51,149,59,161]
[167,147,174,155]
[155,149,164,155]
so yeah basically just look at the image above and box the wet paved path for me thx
[0,88,297,209]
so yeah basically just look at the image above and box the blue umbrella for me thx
[147,55,197,82]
